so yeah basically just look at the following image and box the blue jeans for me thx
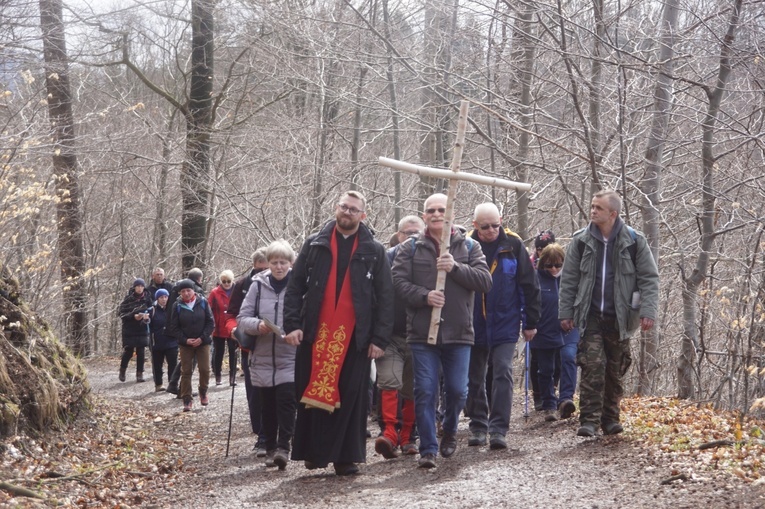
[410,343,470,456]
[558,342,578,403]
[466,342,517,434]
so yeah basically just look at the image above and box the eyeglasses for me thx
[400,230,420,236]
[337,203,364,215]
[479,223,501,231]
[221,279,233,284]
[544,263,563,269]
[425,207,446,214]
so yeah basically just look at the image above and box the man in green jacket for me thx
[559,189,659,437]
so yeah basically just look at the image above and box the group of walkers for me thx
[117,188,659,473]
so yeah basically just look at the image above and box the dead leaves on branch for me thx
[622,396,765,484]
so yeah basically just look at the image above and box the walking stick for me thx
[225,348,239,458]
[524,340,530,421]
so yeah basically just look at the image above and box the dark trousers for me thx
[530,348,560,407]
[212,336,238,377]
[120,346,145,373]
[259,382,296,452]
[241,350,264,438]
[152,347,178,387]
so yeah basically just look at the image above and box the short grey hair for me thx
[594,189,622,215]
[252,248,267,265]
[398,215,425,231]
[265,239,296,263]
[473,202,500,220]
[188,267,203,282]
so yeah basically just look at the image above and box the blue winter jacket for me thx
[532,267,579,349]
[149,302,177,351]
[471,228,540,347]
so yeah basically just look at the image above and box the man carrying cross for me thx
[284,190,393,476]
[392,193,492,469]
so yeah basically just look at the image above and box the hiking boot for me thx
[439,433,457,458]
[334,462,359,476]
[118,369,126,382]
[544,409,559,422]
[418,453,436,469]
[602,422,624,435]
[577,422,597,437]
[489,433,507,450]
[468,430,487,447]
[401,443,418,456]
[375,436,399,459]
[183,399,193,412]
[215,374,222,386]
[200,392,209,406]
[166,383,179,395]
[136,372,145,383]
[264,450,276,468]
[558,400,576,419]
[273,448,289,470]
[155,385,165,392]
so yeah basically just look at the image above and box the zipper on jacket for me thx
[272,297,279,386]
[599,240,607,313]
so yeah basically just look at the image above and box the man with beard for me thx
[284,191,393,476]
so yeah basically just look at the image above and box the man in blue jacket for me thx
[465,202,540,450]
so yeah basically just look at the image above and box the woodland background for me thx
[1,0,764,415]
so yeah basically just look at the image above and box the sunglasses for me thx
[544,263,563,269]
[479,223,501,231]
[221,279,233,284]
[425,207,446,214]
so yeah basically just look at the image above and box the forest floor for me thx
[2,357,765,508]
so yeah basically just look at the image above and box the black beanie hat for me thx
[534,230,556,249]
[176,279,195,291]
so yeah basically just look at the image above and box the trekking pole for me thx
[523,340,530,421]
[225,348,239,458]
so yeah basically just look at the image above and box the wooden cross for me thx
[379,100,532,345]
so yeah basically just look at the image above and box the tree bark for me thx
[39,0,90,355]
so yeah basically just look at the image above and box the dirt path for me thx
[83,358,762,509]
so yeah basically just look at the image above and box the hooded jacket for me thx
[469,227,540,347]
[238,269,296,387]
[166,294,215,347]
[559,217,659,340]
[283,220,394,352]
[392,228,492,346]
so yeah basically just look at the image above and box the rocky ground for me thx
[2,357,764,508]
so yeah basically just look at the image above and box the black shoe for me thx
[418,453,436,469]
[577,423,597,437]
[558,400,576,419]
[304,460,319,470]
[135,372,145,383]
[273,448,289,470]
[264,451,276,468]
[467,431,487,447]
[439,433,457,458]
[334,462,359,476]
[118,369,126,382]
[489,432,507,450]
[166,384,179,395]
[602,422,624,435]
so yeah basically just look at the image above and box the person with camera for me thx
[118,278,153,383]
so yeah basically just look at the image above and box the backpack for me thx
[577,225,637,266]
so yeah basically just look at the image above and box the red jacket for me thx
[208,285,233,338]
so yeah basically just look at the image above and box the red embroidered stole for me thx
[300,228,358,412]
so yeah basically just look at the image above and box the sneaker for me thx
[136,372,145,383]
[374,436,399,459]
[200,393,209,406]
[558,400,576,419]
[577,423,597,437]
[273,448,289,470]
[183,399,193,412]
[602,422,624,435]
[439,433,457,458]
[489,432,507,450]
[467,430,487,447]
[254,444,268,458]
[544,409,559,422]
[401,443,418,456]
[418,453,436,469]
[334,462,359,476]
[155,385,165,392]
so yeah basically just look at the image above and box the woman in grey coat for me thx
[237,240,296,470]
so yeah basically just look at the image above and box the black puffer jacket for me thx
[283,220,394,352]
[119,290,153,348]
[166,295,215,347]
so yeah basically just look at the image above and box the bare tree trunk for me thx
[678,0,743,399]
[637,0,679,395]
[39,0,89,355]
[181,0,215,272]
[382,0,402,224]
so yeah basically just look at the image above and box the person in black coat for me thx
[149,288,178,392]
[118,278,153,383]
